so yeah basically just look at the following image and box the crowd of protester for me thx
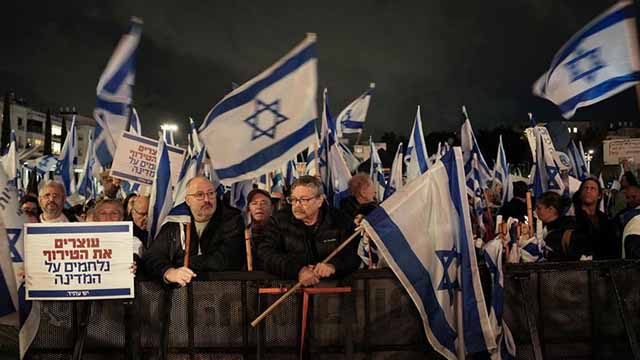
[18,167,640,290]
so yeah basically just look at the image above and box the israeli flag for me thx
[384,143,404,200]
[483,239,516,359]
[189,117,203,153]
[284,159,298,187]
[337,82,375,136]
[166,146,206,223]
[0,165,40,358]
[129,107,142,135]
[1,130,19,190]
[319,88,336,190]
[369,138,386,200]
[77,130,96,199]
[404,106,430,182]
[338,141,361,173]
[28,155,58,176]
[470,154,486,232]
[231,179,254,210]
[493,136,511,205]
[148,139,173,242]
[362,147,496,359]
[567,140,588,180]
[305,140,319,176]
[532,127,565,196]
[533,1,640,118]
[461,108,491,192]
[56,116,77,197]
[94,18,142,168]
[199,34,317,185]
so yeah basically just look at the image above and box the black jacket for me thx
[258,203,360,280]
[573,207,619,259]
[544,216,581,261]
[499,198,527,222]
[142,204,245,280]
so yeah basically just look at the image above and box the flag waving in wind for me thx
[404,106,430,182]
[362,147,495,359]
[461,107,492,192]
[384,142,403,200]
[199,34,317,185]
[337,83,375,136]
[56,116,77,197]
[369,137,386,200]
[533,1,640,118]
[94,18,142,168]
[148,139,173,242]
[493,135,510,205]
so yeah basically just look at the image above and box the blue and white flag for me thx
[319,88,336,190]
[470,154,486,233]
[231,179,254,210]
[483,239,516,360]
[338,142,361,173]
[284,159,298,187]
[129,107,142,135]
[77,130,96,199]
[369,138,386,200]
[532,127,565,197]
[199,34,317,185]
[493,136,511,205]
[567,140,588,181]
[189,117,202,154]
[337,82,375,136]
[0,166,40,358]
[533,1,640,118]
[166,146,207,223]
[404,106,430,182]
[56,116,77,197]
[94,18,142,168]
[1,130,20,190]
[384,143,403,201]
[148,139,173,242]
[27,155,58,176]
[461,108,492,192]
[362,147,496,359]
[305,140,319,176]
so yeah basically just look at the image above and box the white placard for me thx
[110,131,186,187]
[24,222,135,300]
[603,138,640,165]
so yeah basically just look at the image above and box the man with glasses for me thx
[258,175,360,286]
[143,176,245,287]
[130,195,150,247]
[38,180,77,222]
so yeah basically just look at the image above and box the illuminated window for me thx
[52,125,62,137]
[52,142,61,155]
[34,138,43,146]
[573,127,578,133]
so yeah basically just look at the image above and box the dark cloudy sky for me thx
[1,0,636,144]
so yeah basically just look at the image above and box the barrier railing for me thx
[19,260,640,359]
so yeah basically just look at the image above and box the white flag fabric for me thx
[404,106,430,182]
[129,107,142,135]
[533,1,640,118]
[337,83,375,136]
[199,34,317,185]
[369,138,386,200]
[94,18,142,168]
[532,127,566,197]
[148,139,174,242]
[461,115,491,192]
[493,135,511,205]
[362,148,495,359]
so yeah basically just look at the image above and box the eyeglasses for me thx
[187,191,216,201]
[287,195,319,205]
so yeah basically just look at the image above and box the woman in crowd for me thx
[536,191,582,261]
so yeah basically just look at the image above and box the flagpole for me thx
[245,227,253,271]
[250,227,362,327]
[314,142,320,175]
[526,191,534,236]
[183,223,191,267]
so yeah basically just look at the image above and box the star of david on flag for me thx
[337,82,375,136]
[533,1,640,118]
[362,147,495,360]
[244,99,289,140]
[199,34,317,185]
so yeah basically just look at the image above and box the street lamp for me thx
[160,123,178,144]
[585,149,594,175]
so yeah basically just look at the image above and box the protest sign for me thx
[110,131,185,186]
[24,222,135,300]
[603,138,640,165]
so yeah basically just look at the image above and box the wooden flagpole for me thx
[183,223,192,267]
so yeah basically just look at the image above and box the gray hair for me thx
[39,180,65,197]
[291,175,323,196]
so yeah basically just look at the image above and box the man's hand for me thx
[313,263,336,278]
[164,267,196,287]
[298,265,320,286]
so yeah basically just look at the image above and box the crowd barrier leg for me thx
[610,269,640,359]
[71,301,93,360]
[517,276,543,360]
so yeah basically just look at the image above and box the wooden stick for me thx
[526,191,534,236]
[314,142,320,176]
[245,227,253,271]
[250,228,362,327]
[183,222,191,268]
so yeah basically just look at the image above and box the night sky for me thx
[1,0,637,144]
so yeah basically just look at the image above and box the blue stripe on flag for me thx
[215,119,316,180]
[26,225,130,234]
[341,120,364,129]
[547,4,635,81]
[413,125,429,173]
[122,132,157,146]
[441,149,489,353]
[366,207,458,355]
[558,71,640,115]
[28,288,131,298]
[95,96,127,116]
[201,42,317,128]
[103,52,137,94]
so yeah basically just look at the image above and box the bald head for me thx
[185,176,217,222]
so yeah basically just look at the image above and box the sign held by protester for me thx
[603,138,640,165]
[24,222,135,300]
[110,131,185,186]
